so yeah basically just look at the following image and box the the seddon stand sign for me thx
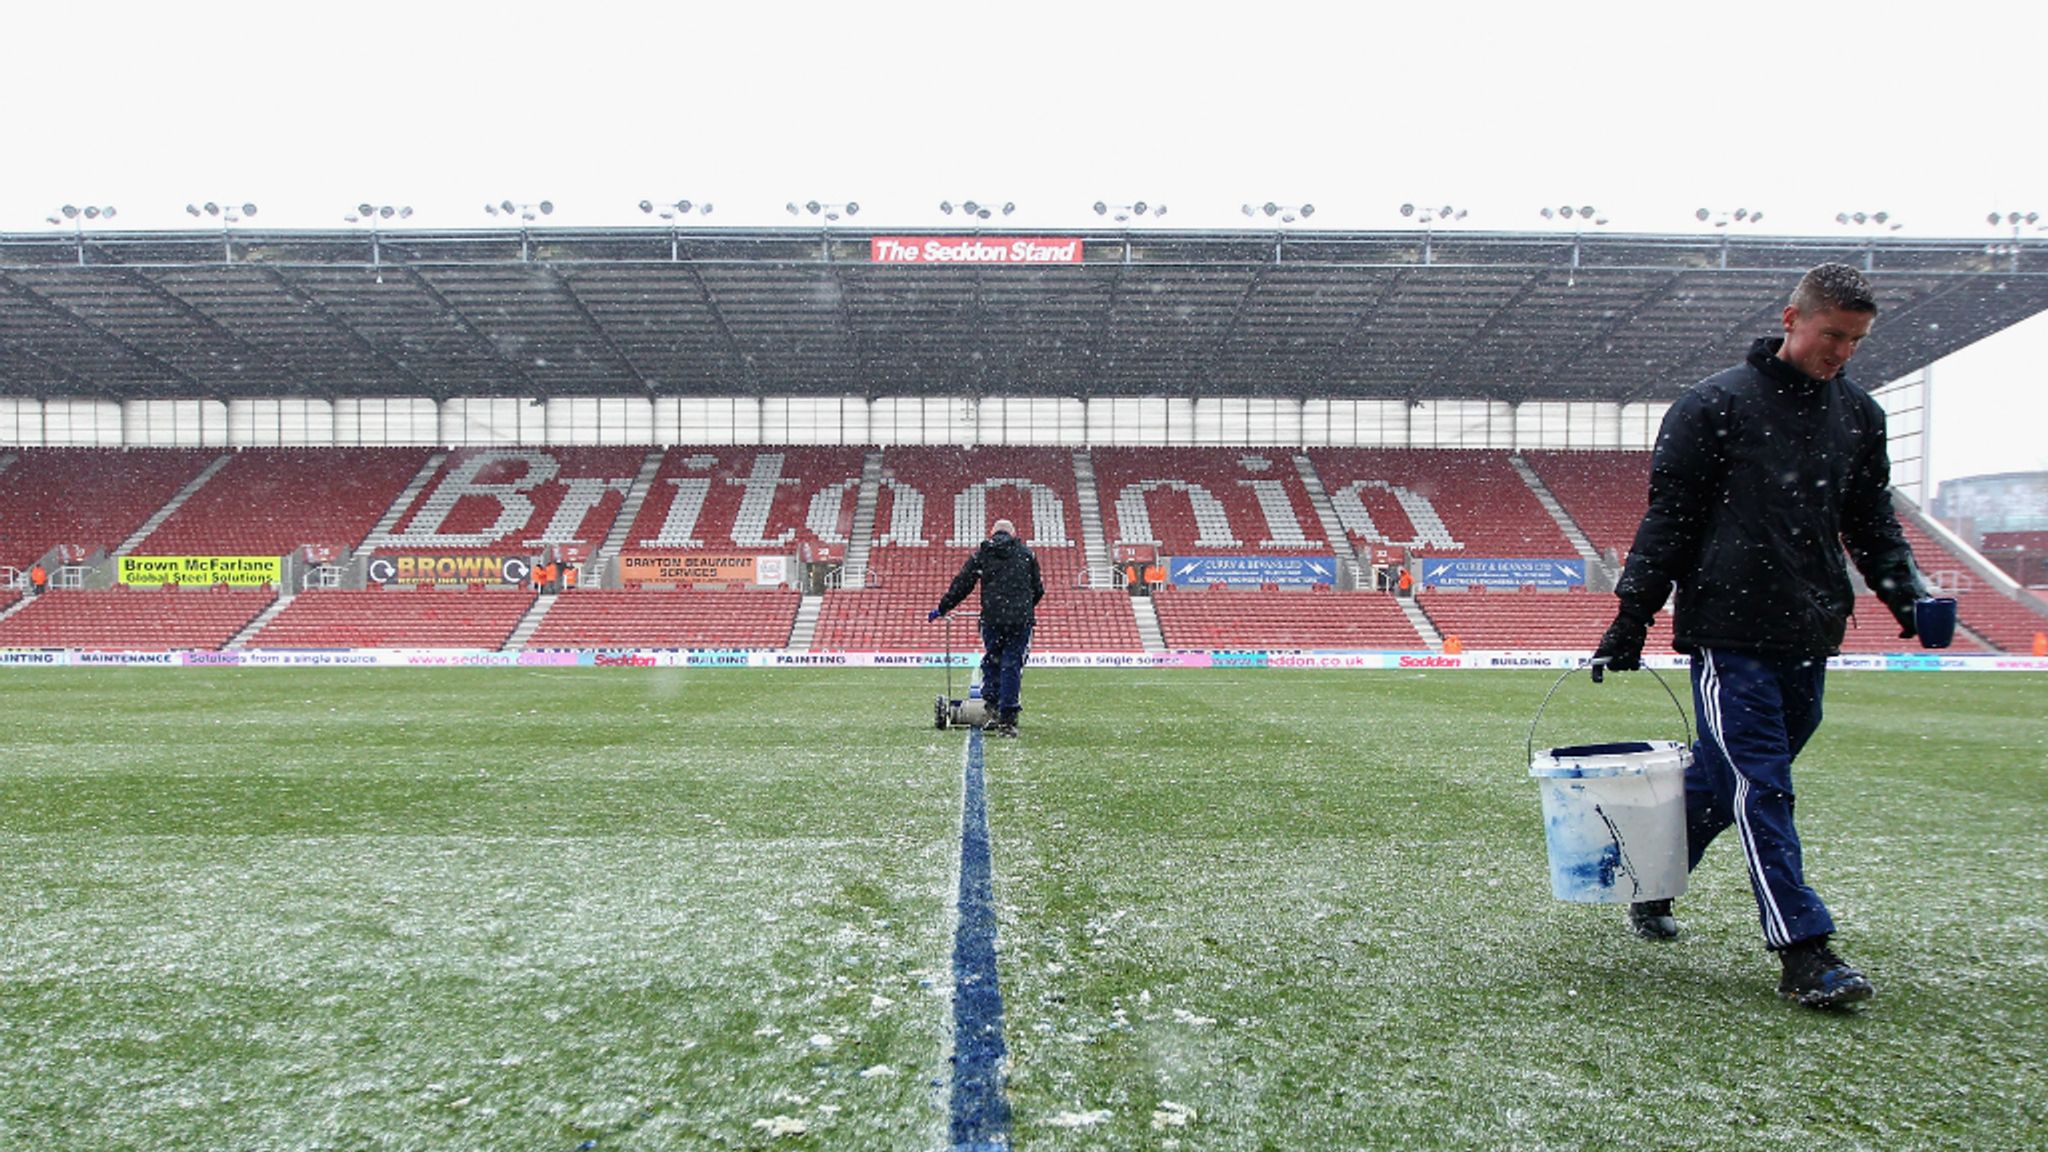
[871,236,1083,264]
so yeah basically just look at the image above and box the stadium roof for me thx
[1,227,2044,404]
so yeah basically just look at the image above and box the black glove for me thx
[1591,614,1648,683]
[1886,596,1917,640]
[927,608,943,623]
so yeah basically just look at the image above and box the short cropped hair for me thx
[1790,263,1878,315]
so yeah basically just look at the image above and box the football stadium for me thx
[3,222,2046,1150]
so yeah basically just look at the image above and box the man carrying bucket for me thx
[1592,263,1930,1010]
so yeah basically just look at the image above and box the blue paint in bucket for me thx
[1531,741,1690,904]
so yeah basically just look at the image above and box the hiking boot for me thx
[1628,898,1679,940]
[1777,936,1875,1009]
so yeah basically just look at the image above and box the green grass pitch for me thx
[2,668,2043,1150]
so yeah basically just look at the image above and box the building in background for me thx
[1936,471,2048,586]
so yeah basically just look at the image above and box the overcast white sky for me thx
[3,1,2041,489]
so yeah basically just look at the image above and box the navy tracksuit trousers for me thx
[1685,648,1837,950]
[979,620,1033,715]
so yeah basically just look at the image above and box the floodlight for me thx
[361,203,376,216]
[537,201,553,215]
[1243,204,1258,217]
[806,200,822,215]
[1697,208,1711,222]
[1095,201,1109,216]
[1299,204,1315,218]
[640,200,655,213]
[1401,203,1416,217]
[940,200,956,214]
[1580,205,1595,218]
[1989,212,2004,226]
[501,200,516,214]
[1132,201,1147,215]
[844,202,859,215]
[62,205,80,219]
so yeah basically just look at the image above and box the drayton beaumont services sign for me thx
[1421,558,1586,589]
[1167,556,1339,588]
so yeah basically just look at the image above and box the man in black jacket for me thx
[931,519,1045,737]
[1594,263,1925,1009]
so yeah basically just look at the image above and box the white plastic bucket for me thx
[1530,740,1690,903]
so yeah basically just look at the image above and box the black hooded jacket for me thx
[937,530,1044,631]
[1614,336,1922,658]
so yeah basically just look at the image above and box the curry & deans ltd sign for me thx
[870,236,1083,264]
[118,556,282,586]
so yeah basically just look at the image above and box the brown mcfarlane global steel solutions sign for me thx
[870,236,1083,264]
[119,556,282,587]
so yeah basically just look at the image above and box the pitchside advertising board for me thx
[118,556,282,586]
[870,236,1085,265]
[367,555,531,586]
[1166,556,1340,588]
[1421,558,1587,590]
[618,555,790,586]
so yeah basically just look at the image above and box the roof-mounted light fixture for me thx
[787,199,859,222]
[940,199,1016,220]
[1696,206,1763,228]
[185,199,258,263]
[46,203,117,266]
[1834,209,1900,232]
[1539,204,1607,227]
[1094,200,1166,224]
[640,198,713,221]
[1242,201,1314,224]
[486,199,555,223]
[1399,203,1466,265]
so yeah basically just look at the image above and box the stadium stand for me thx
[1151,587,1423,651]
[0,588,274,651]
[617,446,865,556]
[1828,594,1980,653]
[1309,449,1574,559]
[367,447,646,556]
[0,448,218,569]
[816,445,1138,652]
[134,447,432,557]
[1951,590,2048,653]
[0,588,21,615]
[1519,450,1654,561]
[1092,447,1324,555]
[248,588,532,649]
[1416,589,1678,655]
[527,589,800,649]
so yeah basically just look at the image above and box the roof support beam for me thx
[261,267,436,396]
[399,267,542,395]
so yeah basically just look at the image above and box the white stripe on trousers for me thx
[1699,649,1793,948]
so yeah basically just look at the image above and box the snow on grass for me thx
[2,667,2044,1150]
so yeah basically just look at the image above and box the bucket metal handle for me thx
[1526,659,1694,769]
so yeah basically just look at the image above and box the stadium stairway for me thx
[789,593,823,650]
[1398,597,1443,650]
[501,593,558,650]
[841,449,884,589]
[1293,451,1364,582]
[114,452,233,555]
[1071,449,1113,586]
[1510,453,1611,587]
[225,594,296,650]
[1129,595,1164,652]
[586,447,666,587]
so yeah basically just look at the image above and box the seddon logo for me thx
[1398,655,1462,668]
[870,236,1083,265]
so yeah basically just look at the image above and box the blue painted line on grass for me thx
[950,725,1011,1150]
